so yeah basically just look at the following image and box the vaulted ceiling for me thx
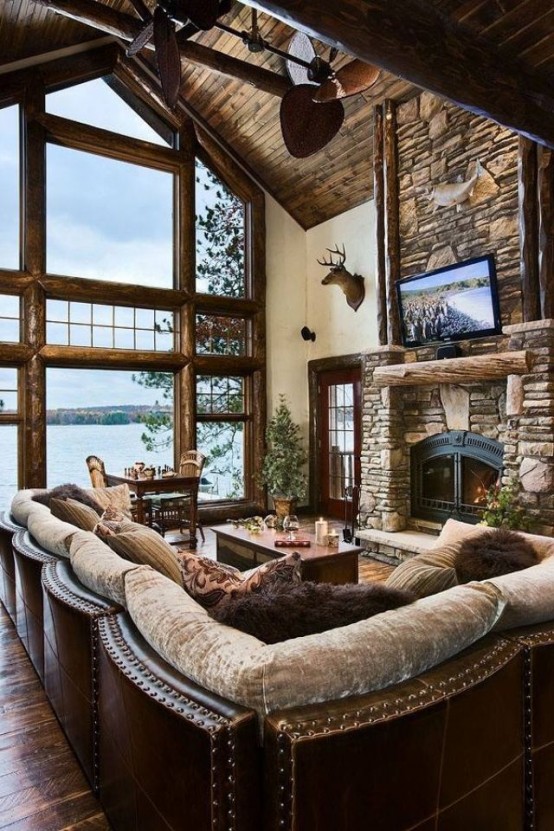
[1,0,554,229]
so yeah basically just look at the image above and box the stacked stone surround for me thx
[397,91,521,325]
[358,321,554,561]
[356,92,553,562]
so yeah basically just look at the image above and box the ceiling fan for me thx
[215,14,381,158]
[280,31,380,158]
[124,0,231,107]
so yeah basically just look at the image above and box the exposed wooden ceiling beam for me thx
[243,0,554,150]
[32,0,291,98]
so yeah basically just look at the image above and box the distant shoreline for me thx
[46,404,172,426]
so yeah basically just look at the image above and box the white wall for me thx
[306,201,378,360]
[265,196,378,490]
[265,195,307,429]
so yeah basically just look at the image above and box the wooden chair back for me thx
[86,455,107,488]
[179,450,206,479]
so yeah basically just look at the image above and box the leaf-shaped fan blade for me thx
[280,84,344,158]
[171,0,219,29]
[313,60,380,102]
[127,19,154,57]
[127,0,152,22]
[286,31,316,86]
[154,6,181,109]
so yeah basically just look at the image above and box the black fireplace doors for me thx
[411,431,503,524]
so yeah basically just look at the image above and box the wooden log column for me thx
[22,79,47,487]
[518,137,540,322]
[383,100,401,346]
[373,105,387,346]
[538,147,554,320]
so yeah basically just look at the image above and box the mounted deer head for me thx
[317,244,365,311]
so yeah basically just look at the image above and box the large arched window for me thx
[0,47,265,516]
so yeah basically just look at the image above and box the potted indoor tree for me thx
[260,395,307,518]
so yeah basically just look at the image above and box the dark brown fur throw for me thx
[454,528,538,584]
[211,581,415,643]
[32,483,103,515]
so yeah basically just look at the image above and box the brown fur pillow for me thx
[210,581,415,643]
[32,483,103,515]
[454,528,539,583]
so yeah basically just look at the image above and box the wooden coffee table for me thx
[211,524,360,585]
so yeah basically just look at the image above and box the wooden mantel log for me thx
[372,351,532,387]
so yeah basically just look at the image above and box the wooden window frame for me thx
[0,45,266,515]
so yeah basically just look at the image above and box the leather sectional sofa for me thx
[1,488,554,831]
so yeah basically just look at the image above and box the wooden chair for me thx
[86,455,107,488]
[149,450,206,544]
[86,454,143,522]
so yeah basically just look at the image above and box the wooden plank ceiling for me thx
[1,0,553,229]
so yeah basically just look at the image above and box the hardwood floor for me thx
[0,518,393,830]
[0,604,110,831]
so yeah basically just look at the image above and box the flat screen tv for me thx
[396,254,502,348]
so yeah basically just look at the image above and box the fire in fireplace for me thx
[411,431,503,524]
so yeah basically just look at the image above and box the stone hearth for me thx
[357,320,554,561]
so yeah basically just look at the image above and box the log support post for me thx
[383,99,401,346]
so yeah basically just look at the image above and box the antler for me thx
[317,243,346,268]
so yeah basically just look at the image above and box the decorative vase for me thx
[272,497,296,519]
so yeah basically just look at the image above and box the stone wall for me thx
[397,91,521,325]
[357,93,554,552]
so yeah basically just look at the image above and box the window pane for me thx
[197,376,244,414]
[0,105,19,270]
[0,426,18,510]
[195,159,245,297]
[197,421,244,500]
[46,299,175,351]
[47,145,174,287]
[46,368,174,487]
[196,314,247,356]
[46,78,171,146]
[0,294,20,342]
[0,367,18,414]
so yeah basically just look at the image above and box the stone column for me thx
[504,320,554,534]
[361,346,408,532]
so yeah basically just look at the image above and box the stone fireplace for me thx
[357,320,554,561]
[410,430,503,524]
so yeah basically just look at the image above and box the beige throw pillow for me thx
[106,525,182,584]
[385,544,460,598]
[179,551,302,608]
[50,497,100,532]
[434,518,554,561]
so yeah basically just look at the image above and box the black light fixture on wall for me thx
[300,326,316,342]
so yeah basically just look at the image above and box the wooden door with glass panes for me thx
[318,368,361,519]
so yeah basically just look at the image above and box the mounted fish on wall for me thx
[428,160,482,211]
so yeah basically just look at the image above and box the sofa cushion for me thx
[26,509,78,558]
[178,550,302,608]
[434,518,554,561]
[70,530,139,606]
[385,544,460,598]
[211,580,415,643]
[488,554,554,630]
[106,525,182,584]
[32,483,103,514]
[454,528,538,583]
[50,497,100,532]
[125,567,504,718]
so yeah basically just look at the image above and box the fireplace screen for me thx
[411,431,503,523]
